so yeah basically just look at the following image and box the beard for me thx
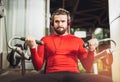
[54,27,66,35]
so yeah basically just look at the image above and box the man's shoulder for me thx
[41,35,52,40]
[69,34,83,40]
[66,34,84,44]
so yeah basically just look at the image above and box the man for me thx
[12,8,113,82]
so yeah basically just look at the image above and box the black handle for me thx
[20,37,43,45]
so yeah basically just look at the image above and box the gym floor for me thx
[0,69,39,82]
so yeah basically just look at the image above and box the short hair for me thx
[51,8,71,21]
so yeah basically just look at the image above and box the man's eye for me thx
[62,20,65,22]
[55,20,59,23]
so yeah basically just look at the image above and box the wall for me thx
[109,0,120,82]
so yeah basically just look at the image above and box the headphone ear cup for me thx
[67,19,71,25]
[50,19,54,34]
[50,18,54,26]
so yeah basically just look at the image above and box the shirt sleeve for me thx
[30,40,45,71]
[77,40,95,72]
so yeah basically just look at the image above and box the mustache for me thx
[56,26,64,29]
[57,26,63,28]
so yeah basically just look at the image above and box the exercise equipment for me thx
[8,36,30,75]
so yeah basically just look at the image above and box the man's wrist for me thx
[30,45,37,49]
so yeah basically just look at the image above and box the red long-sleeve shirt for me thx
[30,34,94,73]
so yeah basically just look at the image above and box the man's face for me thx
[53,15,68,35]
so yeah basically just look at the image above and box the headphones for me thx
[50,8,71,26]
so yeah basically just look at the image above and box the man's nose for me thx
[58,22,62,26]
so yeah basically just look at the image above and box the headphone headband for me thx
[51,8,71,21]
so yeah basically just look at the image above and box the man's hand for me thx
[88,38,99,51]
[25,36,37,48]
